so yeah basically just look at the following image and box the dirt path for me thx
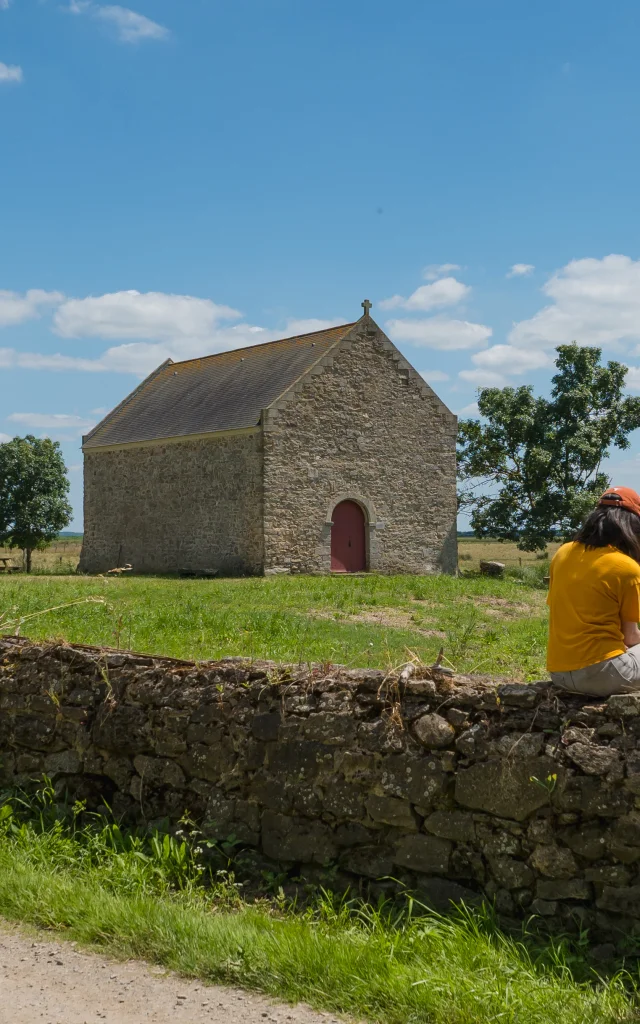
[0,923,345,1024]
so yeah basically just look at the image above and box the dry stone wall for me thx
[3,637,640,949]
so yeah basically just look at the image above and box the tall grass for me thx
[0,785,635,1024]
[0,572,549,677]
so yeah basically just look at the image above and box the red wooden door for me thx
[331,500,366,572]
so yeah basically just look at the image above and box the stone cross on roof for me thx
[361,299,372,316]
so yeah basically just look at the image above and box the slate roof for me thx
[83,322,357,449]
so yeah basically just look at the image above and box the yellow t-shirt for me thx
[546,541,640,672]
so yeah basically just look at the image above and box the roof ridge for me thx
[169,321,357,368]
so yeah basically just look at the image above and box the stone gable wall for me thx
[4,638,640,949]
[79,432,264,575]
[262,320,458,575]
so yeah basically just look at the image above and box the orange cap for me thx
[598,486,640,517]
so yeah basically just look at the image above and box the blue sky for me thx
[3,0,640,529]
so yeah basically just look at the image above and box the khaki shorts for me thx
[550,643,640,697]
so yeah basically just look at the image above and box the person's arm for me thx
[622,620,640,648]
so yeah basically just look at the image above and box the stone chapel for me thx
[79,303,457,576]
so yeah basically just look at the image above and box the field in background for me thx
[0,571,549,679]
[0,536,558,575]
[0,537,82,574]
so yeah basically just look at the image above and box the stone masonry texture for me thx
[79,432,263,575]
[262,319,458,574]
[80,317,457,576]
[5,638,640,948]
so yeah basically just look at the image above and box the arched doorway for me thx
[331,500,366,572]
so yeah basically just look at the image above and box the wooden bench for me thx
[0,557,20,573]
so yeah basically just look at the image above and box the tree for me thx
[0,436,72,572]
[457,344,640,551]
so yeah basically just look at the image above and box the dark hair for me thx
[575,506,640,563]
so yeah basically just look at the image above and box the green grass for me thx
[0,790,635,1024]
[0,572,549,678]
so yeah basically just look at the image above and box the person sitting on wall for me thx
[547,487,640,695]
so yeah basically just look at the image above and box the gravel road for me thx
[0,923,345,1024]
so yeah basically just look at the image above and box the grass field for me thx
[0,569,549,679]
[0,790,634,1024]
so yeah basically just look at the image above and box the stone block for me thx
[393,834,452,875]
[490,732,544,759]
[261,810,337,864]
[455,757,561,821]
[555,777,632,817]
[334,822,375,847]
[497,684,538,708]
[340,844,395,878]
[585,866,631,886]
[606,694,640,718]
[566,742,621,776]
[381,754,445,806]
[557,819,606,860]
[44,750,82,775]
[365,794,417,829]
[180,740,235,783]
[536,879,591,901]
[266,740,333,781]
[596,885,640,915]
[531,898,558,916]
[530,844,578,879]
[413,713,455,750]
[323,781,366,819]
[250,713,281,743]
[416,877,483,912]
[93,706,151,755]
[357,719,406,753]
[488,856,534,890]
[423,810,476,841]
[103,755,134,788]
[133,755,186,789]
[304,714,357,746]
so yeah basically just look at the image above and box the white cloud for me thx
[624,366,640,393]
[96,5,169,42]
[0,348,107,372]
[67,2,168,43]
[0,290,64,327]
[457,402,480,417]
[387,316,492,350]
[380,277,470,312]
[0,432,11,443]
[7,413,95,433]
[0,1,13,10]
[281,317,344,336]
[420,369,449,382]
[507,263,535,278]
[470,344,551,374]
[0,63,23,84]
[458,344,552,388]
[54,290,241,342]
[0,310,345,377]
[424,263,461,281]
[510,255,640,349]
[458,368,508,387]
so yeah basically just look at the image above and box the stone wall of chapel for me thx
[79,432,264,575]
[262,323,458,574]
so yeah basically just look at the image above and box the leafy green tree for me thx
[0,436,72,572]
[457,344,640,551]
